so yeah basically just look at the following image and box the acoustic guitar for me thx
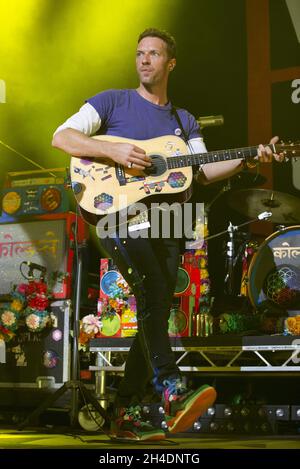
[70,134,299,226]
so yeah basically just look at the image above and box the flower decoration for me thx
[217,312,261,334]
[107,278,130,299]
[286,315,300,335]
[0,278,54,341]
[79,270,137,346]
[79,314,102,345]
[82,314,102,336]
[0,289,25,342]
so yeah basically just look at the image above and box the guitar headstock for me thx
[274,141,300,158]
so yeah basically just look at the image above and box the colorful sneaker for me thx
[110,405,166,441]
[163,378,217,434]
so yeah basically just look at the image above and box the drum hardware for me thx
[205,178,232,217]
[185,179,232,250]
[227,188,300,224]
[204,212,272,243]
[205,212,272,296]
[275,225,286,232]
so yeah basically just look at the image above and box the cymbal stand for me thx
[204,178,232,219]
[186,180,232,250]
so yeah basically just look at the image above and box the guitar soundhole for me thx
[144,154,167,177]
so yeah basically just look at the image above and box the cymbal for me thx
[227,188,300,224]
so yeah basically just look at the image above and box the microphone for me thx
[23,261,47,273]
[257,211,272,221]
[197,114,224,128]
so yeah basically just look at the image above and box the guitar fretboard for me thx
[166,144,274,169]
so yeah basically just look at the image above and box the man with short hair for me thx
[53,27,281,441]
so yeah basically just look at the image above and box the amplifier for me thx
[1,185,69,219]
[1,168,69,222]
[0,300,70,388]
[168,296,193,337]
[174,252,201,298]
[0,212,88,298]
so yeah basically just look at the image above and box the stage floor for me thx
[0,427,300,449]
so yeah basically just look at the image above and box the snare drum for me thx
[248,226,300,313]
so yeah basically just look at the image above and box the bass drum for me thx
[248,226,300,313]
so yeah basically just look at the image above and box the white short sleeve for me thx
[187,137,207,154]
[53,102,102,136]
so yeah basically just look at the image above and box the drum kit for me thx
[223,188,300,313]
[227,188,300,225]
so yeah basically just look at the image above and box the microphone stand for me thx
[225,222,235,296]
[18,228,109,431]
[205,211,272,295]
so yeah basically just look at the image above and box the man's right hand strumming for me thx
[52,128,152,170]
[107,141,152,170]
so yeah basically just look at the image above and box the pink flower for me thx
[17,283,28,295]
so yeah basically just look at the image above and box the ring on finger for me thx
[128,162,133,168]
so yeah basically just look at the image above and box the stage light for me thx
[226,422,235,432]
[260,422,271,433]
[209,421,219,432]
[224,407,232,417]
[257,407,267,417]
[193,421,202,431]
[207,407,215,416]
[0,79,6,103]
[142,406,150,414]
[275,408,285,418]
[243,422,252,433]
[291,406,300,420]
[0,0,178,175]
[161,421,168,430]
[240,407,250,417]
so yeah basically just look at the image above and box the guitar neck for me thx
[166,143,275,169]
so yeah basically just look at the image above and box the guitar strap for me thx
[171,105,194,155]
[172,105,203,176]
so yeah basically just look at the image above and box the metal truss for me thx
[89,341,300,374]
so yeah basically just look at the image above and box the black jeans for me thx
[100,235,180,407]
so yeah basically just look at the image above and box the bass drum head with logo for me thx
[248,226,300,314]
[174,267,190,296]
[168,307,188,337]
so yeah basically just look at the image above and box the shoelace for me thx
[163,378,187,396]
[125,405,143,421]
[124,405,154,429]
